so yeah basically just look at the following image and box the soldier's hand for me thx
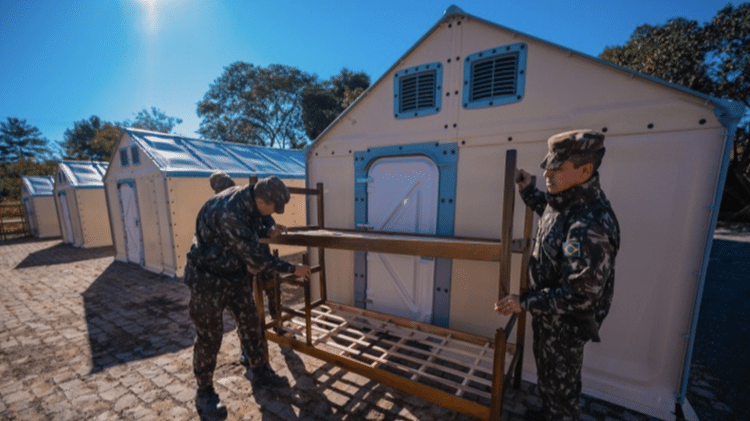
[515,169,531,191]
[267,224,288,238]
[495,294,521,316]
[294,264,311,280]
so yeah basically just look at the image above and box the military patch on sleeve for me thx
[563,242,581,258]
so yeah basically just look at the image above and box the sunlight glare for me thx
[137,0,160,33]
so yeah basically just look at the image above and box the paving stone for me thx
[113,392,139,412]
[99,385,128,402]
[3,389,33,406]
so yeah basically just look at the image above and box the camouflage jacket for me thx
[519,174,620,324]
[185,184,295,284]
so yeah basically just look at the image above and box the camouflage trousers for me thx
[532,314,587,421]
[186,262,266,391]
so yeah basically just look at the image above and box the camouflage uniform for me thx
[185,182,295,392]
[519,130,620,421]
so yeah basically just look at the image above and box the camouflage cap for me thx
[254,176,290,214]
[540,129,605,170]
[209,171,235,193]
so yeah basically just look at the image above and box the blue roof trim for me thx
[121,128,305,179]
[22,176,55,196]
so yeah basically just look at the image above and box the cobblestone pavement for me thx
[1,238,686,421]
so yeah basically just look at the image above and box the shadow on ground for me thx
[688,239,750,421]
[15,242,114,268]
[0,235,59,246]
[251,347,421,421]
[82,261,238,373]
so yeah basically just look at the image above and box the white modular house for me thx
[21,176,61,238]
[103,128,306,278]
[53,161,112,248]
[302,6,745,420]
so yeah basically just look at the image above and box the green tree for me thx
[0,117,51,164]
[123,107,183,133]
[197,62,316,148]
[61,116,119,162]
[301,68,370,140]
[704,4,750,167]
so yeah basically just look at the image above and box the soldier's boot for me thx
[195,387,228,421]
[250,363,289,388]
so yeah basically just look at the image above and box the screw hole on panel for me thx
[699,119,706,125]
[648,123,654,129]
[601,127,608,133]
[508,137,513,142]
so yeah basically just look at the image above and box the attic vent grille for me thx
[463,43,527,109]
[394,62,442,119]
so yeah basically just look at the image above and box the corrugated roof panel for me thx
[221,143,305,178]
[22,176,55,196]
[185,139,250,174]
[59,161,108,188]
[123,128,305,179]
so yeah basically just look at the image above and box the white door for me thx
[58,192,75,244]
[366,155,439,323]
[118,183,143,264]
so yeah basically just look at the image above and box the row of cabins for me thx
[19,5,746,420]
[22,128,306,277]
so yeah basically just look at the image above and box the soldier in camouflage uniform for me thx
[209,171,280,367]
[496,130,620,421]
[186,175,311,421]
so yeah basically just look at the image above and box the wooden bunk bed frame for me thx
[257,150,534,420]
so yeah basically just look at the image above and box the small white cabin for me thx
[21,176,61,238]
[104,128,307,277]
[53,161,112,248]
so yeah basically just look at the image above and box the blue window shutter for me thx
[119,148,129,167]
[131,145,140,165]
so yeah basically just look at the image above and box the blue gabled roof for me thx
[22,176,55,196]
[58,161,108,188]
[122,128,306,179]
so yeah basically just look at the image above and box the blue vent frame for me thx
[463,43,527,109]
[353,141,458,327]
[394,62,443,119]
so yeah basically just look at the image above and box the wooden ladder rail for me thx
[258,151,534,420]
[257,183,327,357]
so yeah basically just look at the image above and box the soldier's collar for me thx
[546,173,601,210]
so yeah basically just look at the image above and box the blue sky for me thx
[0,0,738,153]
